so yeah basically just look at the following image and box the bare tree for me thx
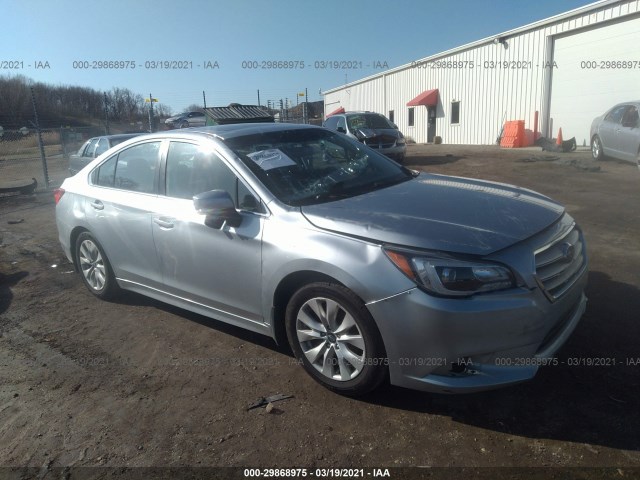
[183,104,204,113]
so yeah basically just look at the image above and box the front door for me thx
[151,140,265,325]
[427,107,436,143]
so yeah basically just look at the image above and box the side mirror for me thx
[193,190,242,229]
[336,126,346,133]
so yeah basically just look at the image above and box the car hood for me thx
[301,173,565,255]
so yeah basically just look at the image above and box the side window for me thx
[77,140,91,157]
[237,179,265,213]
[388,110,395,124]
[408,108,415,127]
[165,142,236,200]
[323,116,338,130]
[94,138,110,157]
[84,138,99,157]
[605,106,627,124]
[622,106,639,128]
[95,155,118,187]
[114,141,161,193]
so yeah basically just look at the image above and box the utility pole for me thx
[257,89,261,106]
[203,91,207,109]
[103,92,110,135]
[304,88,308,124]
[148,93,154,132]
[30,86,49,189]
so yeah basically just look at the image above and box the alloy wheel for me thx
[592,136,602,160]
[78,239,106,291]
[295,297,366,381]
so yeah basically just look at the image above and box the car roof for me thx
[172,123,323,140]
[84,133,141,142]
[609,101,640,110]
[105,133,142,140]
[343,111,383,115]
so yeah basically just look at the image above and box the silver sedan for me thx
[590,101,640,167]
[55,124,588,396]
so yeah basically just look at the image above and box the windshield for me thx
[347,114,395,130]
[224,128,412,206]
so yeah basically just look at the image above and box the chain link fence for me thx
[1,103,324,194]
[0,125,149,193]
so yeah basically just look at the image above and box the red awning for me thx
[326,106,345,117]
[406,89,439,107]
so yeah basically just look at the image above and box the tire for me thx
[179,121,190,129]
[285,282,387,396]
[75,232,119,300]
[591,135,604,161]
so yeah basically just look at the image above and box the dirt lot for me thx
[1,144,639,476]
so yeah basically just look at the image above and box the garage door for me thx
[550,16,640,146]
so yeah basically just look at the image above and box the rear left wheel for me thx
[75,232,119,300]
[591,135,604,161]
[285,282,387,396]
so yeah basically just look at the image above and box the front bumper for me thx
[377,145,406,160]
[366,269,588,393]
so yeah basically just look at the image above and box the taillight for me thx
[53,188,65,204]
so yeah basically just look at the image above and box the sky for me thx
[2,0,597,114]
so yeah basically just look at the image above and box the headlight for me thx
[385,249,515,297]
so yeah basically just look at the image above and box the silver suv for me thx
[324,111,406,162]
[55,123,587,396]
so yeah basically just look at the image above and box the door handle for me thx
[153,217,174,229]
[90,200,104,210]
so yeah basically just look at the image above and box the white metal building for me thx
[322,0,640,146]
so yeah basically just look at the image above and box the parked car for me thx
[55,123,588,396]
[165,111,206,129]
[590,101,640,167]
[69,134,142,175]
[323,111,406,162]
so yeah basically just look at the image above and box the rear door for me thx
[599,105,626,157]
[618,105,640,161]
[85,140,164,288]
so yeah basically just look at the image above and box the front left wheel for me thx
[285,282,387,396]
[75,232,119,300]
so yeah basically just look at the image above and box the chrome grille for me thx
[534,225,587,301]
[364,135,396,149]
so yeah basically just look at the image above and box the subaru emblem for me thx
[561,242,575,263]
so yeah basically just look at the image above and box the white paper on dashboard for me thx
[247,149,297,170]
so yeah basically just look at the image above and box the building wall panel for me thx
[323,1,639,145]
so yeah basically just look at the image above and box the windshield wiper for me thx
[361,175,412,193]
